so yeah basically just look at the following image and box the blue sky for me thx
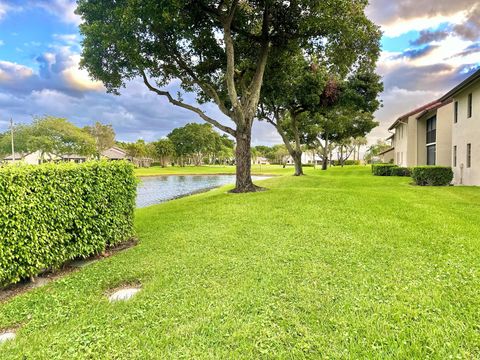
[0,0,479,145]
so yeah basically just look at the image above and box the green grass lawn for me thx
[1,166,480,358]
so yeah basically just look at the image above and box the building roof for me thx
[388,99,441,130]
[440,68,480,101]
[3,152,25,160]
[416,99,453,119]
[102,146,126,159]
[378,147,394,156]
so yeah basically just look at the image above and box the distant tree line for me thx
[119,123,235,167]
[0,116,115,161]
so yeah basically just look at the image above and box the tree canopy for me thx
[77,0,381,191]
[84,122,116,156]
[167,123,233,166]
[0,116,96,158]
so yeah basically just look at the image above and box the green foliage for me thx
[168,123,230,165]
[390,167,412,177]
[84,122,116,156]
[77,0,380,104]
[342,160,360,166]
[120,140,156,159]
[0,161,136,286]
[0,116,96,158]
[153,138,176,167]
[364,140,393,163]
[412,166,454,186]
[372,164,398,176]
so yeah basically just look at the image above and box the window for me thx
[426,116,436,144]
[454,101,458,123]
[468,93,473,118]
[467,143,471,168]
[453,146,457,167]
[427,145,436,165]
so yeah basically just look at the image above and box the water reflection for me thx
[136,175,270,208]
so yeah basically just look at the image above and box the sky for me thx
[0,1,479,145]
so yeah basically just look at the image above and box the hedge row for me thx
[372,164,399,176]
[0,161,137,286]
[372,164,453,185]
[412,166,454,186]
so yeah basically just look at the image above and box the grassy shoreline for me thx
[134,164,298,177]
[1,166,480,358]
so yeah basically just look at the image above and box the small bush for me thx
[411,166,453,186]
[390,167,412,177]
[0,161,137,286]
[372,164,397,176]
[332,160,360,166]
[344,160,360,166]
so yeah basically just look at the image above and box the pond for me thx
[136,175,271,208]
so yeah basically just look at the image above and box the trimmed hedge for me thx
[412,166,454,186]
[390,167,412,177]
[0,161,137,286]
[372,163,397,176]
[332,160,361,166]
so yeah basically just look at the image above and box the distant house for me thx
[378,147,395,163]
[253,156,269,165]
[101,146,152,167]
[377,135,394,163]
[61,154,88,163]
[3,151,60,165]
[101,146,127,160]
[286,152,322,165]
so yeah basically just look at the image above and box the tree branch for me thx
[223,1,242,122]
[244,5,271,120]
[140,70,236,137]
[171,50,232,118]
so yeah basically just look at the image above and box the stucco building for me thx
[386,68,480,185]
[439,70,480,185]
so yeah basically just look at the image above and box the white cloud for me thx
[0,61,34,82]
[0,3,9,22]
[0,40,4,46]
[36,0,80,26]
[380,11,467,38]
[367,0,478,36]
[59,53,104,92]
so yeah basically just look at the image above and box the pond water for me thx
[136,175,271,208]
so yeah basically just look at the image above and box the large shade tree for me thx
[260,38,381,176]
[76,0,381,192]
[168,123,222,166]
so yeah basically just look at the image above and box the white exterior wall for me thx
[393,122,409,166]
[452,81,480,185]
[23,151,42,165]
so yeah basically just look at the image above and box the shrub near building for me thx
[372,163,397,176]
[0,161,137,287]
[412,166,454,186]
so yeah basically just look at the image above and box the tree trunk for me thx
[293,151,304,176]
[232,127,258,193]
[321,136,329,171]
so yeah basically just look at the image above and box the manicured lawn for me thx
[135,164,293,177]
[1,166,480,358]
